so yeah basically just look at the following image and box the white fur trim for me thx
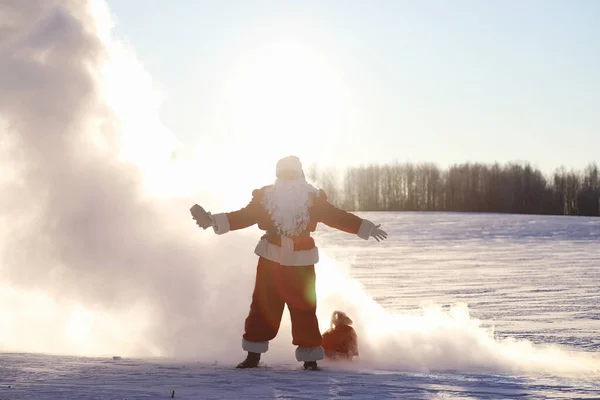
[357,219,375,240]
[242,339,268,353]
[295,346,325,362]
[211,213,230,235]
[254,239,319,266]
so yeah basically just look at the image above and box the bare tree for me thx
[308,161,598,217]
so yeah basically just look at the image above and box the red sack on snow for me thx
[322,311,358,360]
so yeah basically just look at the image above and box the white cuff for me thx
[211,213,230,235]
[295,346,325,362]
[242,339,269,353]
[357,219,375,240]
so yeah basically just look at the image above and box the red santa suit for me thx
[207,157,381,364]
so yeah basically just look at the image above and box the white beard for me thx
[262,178,319,237]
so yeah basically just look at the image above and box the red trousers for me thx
[243,257,322,348]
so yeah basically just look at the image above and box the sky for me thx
[104,0,599,175]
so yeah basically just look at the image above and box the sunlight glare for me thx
[96,21,353,207]
[220,39,351,163]
[189,38,354,207]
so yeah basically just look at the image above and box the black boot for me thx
[303,361,320,371]
[236,352,261,368]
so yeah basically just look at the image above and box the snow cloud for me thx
[0,0,259,360]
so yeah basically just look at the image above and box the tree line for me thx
[307,161,600,216]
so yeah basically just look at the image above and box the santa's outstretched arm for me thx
[190,192,260,235]
[314,190,388,242]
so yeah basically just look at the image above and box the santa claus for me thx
[190,156,387,370]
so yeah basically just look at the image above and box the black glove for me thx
[190,204,214,230]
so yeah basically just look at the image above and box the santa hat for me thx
[276,156,304,179]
